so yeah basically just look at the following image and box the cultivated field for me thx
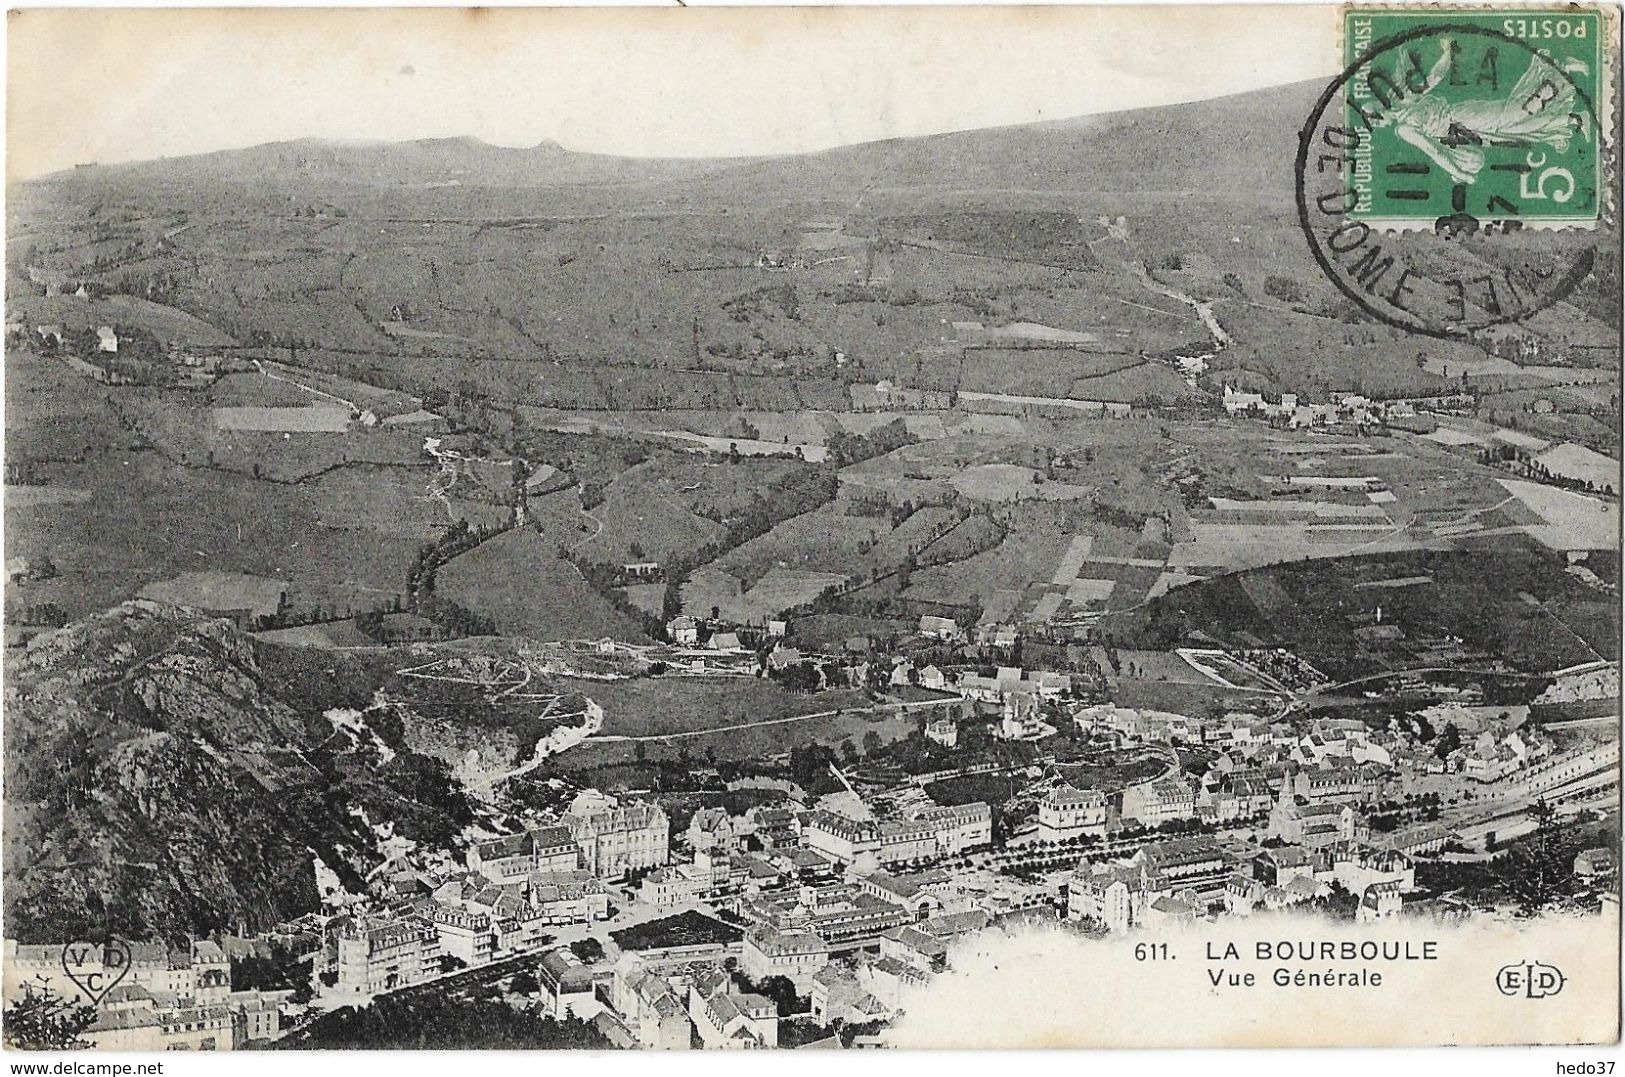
[437,527,650,642]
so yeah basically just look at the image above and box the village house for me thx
[1225,874,1268,916]
[639,849,762,909]
[689,983,778,1049]
[85,987,235,1051]
[907,802,994,857]
[610,957,693,1050]
[709,631,745,653]
[957,666,1070,705]
[802,811,881,864]
[924,717,959,748]
[1265,877,1324,911]
[804,800,988,868]
[1121,777,1197,827]
[1290,764,1382,805]
[1136,836,1235,905]
[467,824,580,880]
[1068,863,1142,933]
[994,691,1057,741]
[859,954,931,1012]
[1141,894,1200,929]
[686,808,738,854]
[1207,770,1275,820]
[1357,880,1405,922]
[1574,847,1615,880]
[526,870,612,925]
[878,925,950,974]
[329,914,440,997]
[741,927,830,993]
[427,905,498,966]
[537,947,597,1021]
[810,964,892,1026]
[1253,846,1321,887]
[1267,791,1363,848]
[855,869,953,919]
[741,882,913,946]
[1380,823,1452,858]
[5,939,232,1010]
[1329,843,1414,896]
[1037,786,1110,842]
[564,790,671,878]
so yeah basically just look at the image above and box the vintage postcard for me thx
[2,3,1620,1055]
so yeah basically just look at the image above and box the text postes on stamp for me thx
[1297,7,1612,338]
[1346,8,1602,227]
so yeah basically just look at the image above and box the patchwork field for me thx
[1498,479,1620,552]
[681,565,847,623]
[437,527,650,642]
[1107,546,1617,679]
[710,504,889,586]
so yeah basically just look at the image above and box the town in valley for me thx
[3,16,1620,1053]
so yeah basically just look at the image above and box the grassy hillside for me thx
[436,527,651,642]
[12,78,1614,412]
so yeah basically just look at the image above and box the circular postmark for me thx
[1296,21,1608,338]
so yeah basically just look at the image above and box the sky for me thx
[6,5,1341,180]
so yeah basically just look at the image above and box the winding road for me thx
[589,695,958,744]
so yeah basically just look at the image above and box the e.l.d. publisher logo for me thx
[1496,961,1566,999]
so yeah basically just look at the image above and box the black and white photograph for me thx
[1,3,1620,1055]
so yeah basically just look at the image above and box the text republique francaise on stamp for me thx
[1298,7,1611,338]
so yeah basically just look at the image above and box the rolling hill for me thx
[8,78,1617,416]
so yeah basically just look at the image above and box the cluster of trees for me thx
[768,659,854,693]
[1433,721,1463,760]
[854,716,963,776]
[11,602,69,628]
[731,972,809,1018]
[656,468,841,623]
[280,993,611,1050]
[2,984,96,1050]
[407,519,495,601]
[1263,274,1305,304]
[350,600,447,645]
[567,557,668,641]
[783,742,847,798]
[826,418,917,468]
[230,944,315,1003]
[722,283,801,323]
[1475,444,1616,497]
[107,268,184,305]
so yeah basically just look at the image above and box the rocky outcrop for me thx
[4,601,473,942]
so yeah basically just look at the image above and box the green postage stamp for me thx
[1342,7,1604,227]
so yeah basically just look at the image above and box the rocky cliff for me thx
[3,601,473,943]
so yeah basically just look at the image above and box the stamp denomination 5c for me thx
[1344,8,1604,228]
[1297,5,1614,337]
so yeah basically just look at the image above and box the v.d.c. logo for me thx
[59,938,132,1005]
[1497,961,1565,999]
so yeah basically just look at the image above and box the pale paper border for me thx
[1,0,1620,1066]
